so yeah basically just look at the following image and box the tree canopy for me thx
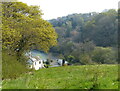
[49,9,117,47]
[2,2,58,55]
[49,9,118,64]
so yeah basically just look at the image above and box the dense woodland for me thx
[49,9,118,64]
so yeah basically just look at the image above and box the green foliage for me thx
[51,40,95,64]
[66,55,75,63]
[79,54,92,65]
[2,65,118,89]
[50,9,117,64]
[2,50,28,79]
[2,2,58,56]
[2,2,58,80]
[92,47,117,64]
[49,9,117,46]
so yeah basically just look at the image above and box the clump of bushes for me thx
[91,47,117,64]
[2,50,29,79]
[79,54,93,65]
[63,47,117,65]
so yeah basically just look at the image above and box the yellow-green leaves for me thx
[2,2,57,54]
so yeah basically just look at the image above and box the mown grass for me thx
[2,64,118,89]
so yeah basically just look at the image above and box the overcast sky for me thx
[19,0,119,20]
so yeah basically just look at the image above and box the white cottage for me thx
[29,55,45,70]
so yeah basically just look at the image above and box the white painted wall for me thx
[33,60,45,70]
[57,59,63,66]
[29,55,45,70]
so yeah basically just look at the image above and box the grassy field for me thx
[2,64,118,89]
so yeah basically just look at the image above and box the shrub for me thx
[2,50,28,79]
[79,54,93,65]
[91,47,117,64]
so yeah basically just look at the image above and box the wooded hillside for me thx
[49,9,118,64]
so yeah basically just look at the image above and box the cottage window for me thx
[39,61,41,64]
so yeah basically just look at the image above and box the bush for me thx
[2,50,28,79]
[66,55,75,63]
[91,47,117,64]
[79,54,93,65]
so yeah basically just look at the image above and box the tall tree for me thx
[2,2,58,56]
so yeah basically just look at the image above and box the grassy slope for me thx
[2,65,118,89]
